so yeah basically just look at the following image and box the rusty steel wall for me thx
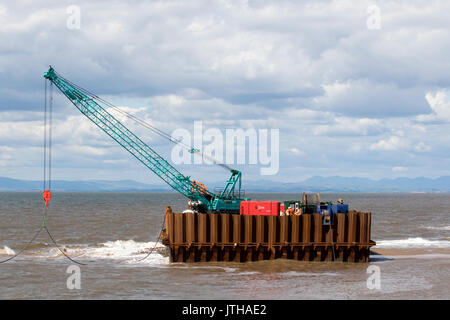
[162,206,375,263]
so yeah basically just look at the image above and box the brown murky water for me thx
[0,192,449,299]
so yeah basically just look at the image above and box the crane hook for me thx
[43,189,51,207]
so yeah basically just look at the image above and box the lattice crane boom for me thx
[44,66,243,213]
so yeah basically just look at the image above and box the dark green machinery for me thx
[283,193,348,225]
[44,66,244,213]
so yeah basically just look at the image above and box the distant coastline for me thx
[1,176,450,193]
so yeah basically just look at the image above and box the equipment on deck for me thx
[240,201,280,216]
[282,193,349,225]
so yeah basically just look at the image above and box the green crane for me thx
[44,66,244,213]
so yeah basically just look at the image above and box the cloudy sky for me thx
[1,0,450,187]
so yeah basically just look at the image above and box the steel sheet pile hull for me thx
[162,206,375,263]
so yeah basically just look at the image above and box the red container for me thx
[240,201,280,216]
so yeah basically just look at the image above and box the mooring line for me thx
[2,76,163,266]
[43,226,86,265]
[1,78,87,266]
[0,227,43,264]
[133,215,166,263]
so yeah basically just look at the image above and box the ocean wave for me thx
[65,239,168,261]
[0,246,16,255]
[0,239,169,265]
[375,237,450,248]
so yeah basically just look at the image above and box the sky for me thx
[0,0,450,187]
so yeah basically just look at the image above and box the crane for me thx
[44,66,244,213]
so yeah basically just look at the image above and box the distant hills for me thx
[243,176,450,193]
[1,176,450,192]
[0,177,170,192]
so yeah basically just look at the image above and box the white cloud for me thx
[289,147,305,155]
[1,0,450,182]
[369,136,404,151]
[414,142,431,152]
[417,91,450,123]
[150,95,186,107]
[0,146,13,160]
[314,117,383,136]
[68,145,109,157]
[313,79,429,117]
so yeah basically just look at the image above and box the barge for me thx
[162,205,375,263]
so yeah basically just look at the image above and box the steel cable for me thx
[54,71,233,172]
[1,79,87,265]
[134,215,166,263]
[0,227,43,264]
[43,226,86,265]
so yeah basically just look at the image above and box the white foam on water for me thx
[424,225,450,231]
[235,271,261,276]
[375,237,450,248]
[281,271,340,277]
[165,265,243,272]
[383,253,450,260]
[0,246,15,255]
[92,240,165,257]
[67,239,167,259]
[20,239,170,266]
[124,252,169,266]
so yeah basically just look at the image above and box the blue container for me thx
[331,204,349,213]
[312,203,349,225]
[314,204,334,224]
